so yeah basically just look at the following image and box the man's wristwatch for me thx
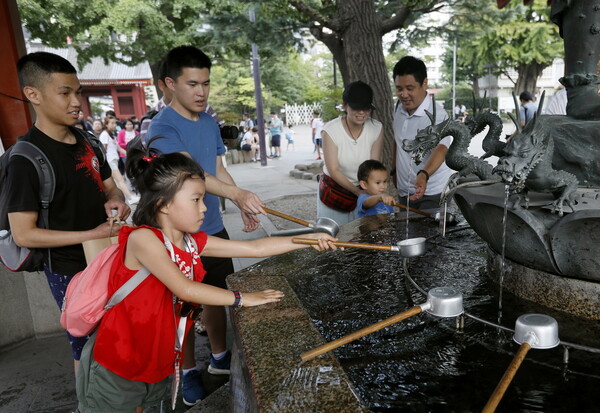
[417,169,430,182]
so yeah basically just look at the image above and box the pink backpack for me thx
[60,243,150,337]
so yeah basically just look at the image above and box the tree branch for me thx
[380,5,411,34]
[289,0,341,32]
[379,1,447,35]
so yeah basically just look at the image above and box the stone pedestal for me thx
[487,247,600,320]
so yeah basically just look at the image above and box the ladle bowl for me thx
[513,314,560,349]
[396,237,426,257]
[423,286,464,317]
[313,216,339,237]
[263,207,340,237]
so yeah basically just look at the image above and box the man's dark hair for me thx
[358,159,387,182]
[164,46,212,80]
[519,91,533,102]
[17,52,76,89]
[392,56,427,85]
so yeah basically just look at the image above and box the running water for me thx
[406,159,415,240]
[498,184,511,324]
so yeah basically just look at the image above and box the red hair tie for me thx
[142,153,159,163]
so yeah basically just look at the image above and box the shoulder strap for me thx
[73,127,106,166]
[105,231,199,310]
[9,141,55,228]
[104,267,151,309]
[8,141,55,271]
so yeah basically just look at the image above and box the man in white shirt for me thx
[392,56,454,210]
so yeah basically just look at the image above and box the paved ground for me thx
[0,120,518,412]
[0,125,322,413]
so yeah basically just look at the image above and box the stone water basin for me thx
[227,213,600,412]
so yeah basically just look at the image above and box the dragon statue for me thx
[463,93,506,159]
[402,101,495,183]
[492,92,579,216]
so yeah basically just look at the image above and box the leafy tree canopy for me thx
[436,0,562,92]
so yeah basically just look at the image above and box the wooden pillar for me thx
[133,85,148,119]
[0,0,32,149]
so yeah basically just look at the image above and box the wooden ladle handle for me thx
[482,342,531,412]
[263,207,312,227]
[292,238,394,251]
[300,305,423,361]
[392,202,433,218]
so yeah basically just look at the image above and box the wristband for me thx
[417,169,430,182]
[231,290,243,308]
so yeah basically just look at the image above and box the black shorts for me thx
[242,144,252,151]
[200,228,234,289]
[271,134,281,147]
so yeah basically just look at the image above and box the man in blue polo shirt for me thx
[147,45,265,406]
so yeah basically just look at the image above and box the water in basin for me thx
[284,215,600,411]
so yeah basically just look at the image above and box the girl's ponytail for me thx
[126,136,205,227]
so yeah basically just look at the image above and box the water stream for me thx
[498,184,510,325]
[282,214,600,411]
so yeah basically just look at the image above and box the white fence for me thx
[284,102,322,126]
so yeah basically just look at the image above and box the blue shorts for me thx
[44,265,89,360]
[315,138,322,146]
[271,134,281,147]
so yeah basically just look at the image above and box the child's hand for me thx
[243,289,285,307]
[381,194,396,205]
[300,232,342,251]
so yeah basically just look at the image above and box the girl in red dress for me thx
[76,141,339,413]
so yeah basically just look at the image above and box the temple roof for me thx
[26,42,153,86]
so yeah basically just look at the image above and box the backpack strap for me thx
[73,127,106,167]
[9,141,54,228]
[9,141,55,271]
[104,267,151,309]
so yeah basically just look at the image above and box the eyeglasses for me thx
[176,300,203,320]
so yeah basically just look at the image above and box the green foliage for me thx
[441,0,562,86]
[320,86,343,123]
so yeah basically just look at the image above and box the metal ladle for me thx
[292,236,427,257]
[263,207,339,236]
[300,287,463,362]
[482,314,559,412]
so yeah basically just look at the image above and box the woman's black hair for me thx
[126,136,206,228]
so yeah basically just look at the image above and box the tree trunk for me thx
[337,0,395,168]
[471,77,480,97]
[515,62,547,95]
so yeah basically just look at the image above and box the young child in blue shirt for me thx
[357,160,395,218]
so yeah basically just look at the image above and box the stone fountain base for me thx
[487,247,600,320]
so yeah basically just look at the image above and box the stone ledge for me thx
[226,274,365,413]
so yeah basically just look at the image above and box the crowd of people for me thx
[6,44,578,413]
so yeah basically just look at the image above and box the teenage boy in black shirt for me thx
[4,52,130,374]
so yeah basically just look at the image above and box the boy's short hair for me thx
[165,46,212,81]
[392,56,427,85]
[157,58,168,82]
[17,52,76,90]
[358,159,387,182]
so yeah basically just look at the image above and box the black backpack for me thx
[0,129,105,272]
